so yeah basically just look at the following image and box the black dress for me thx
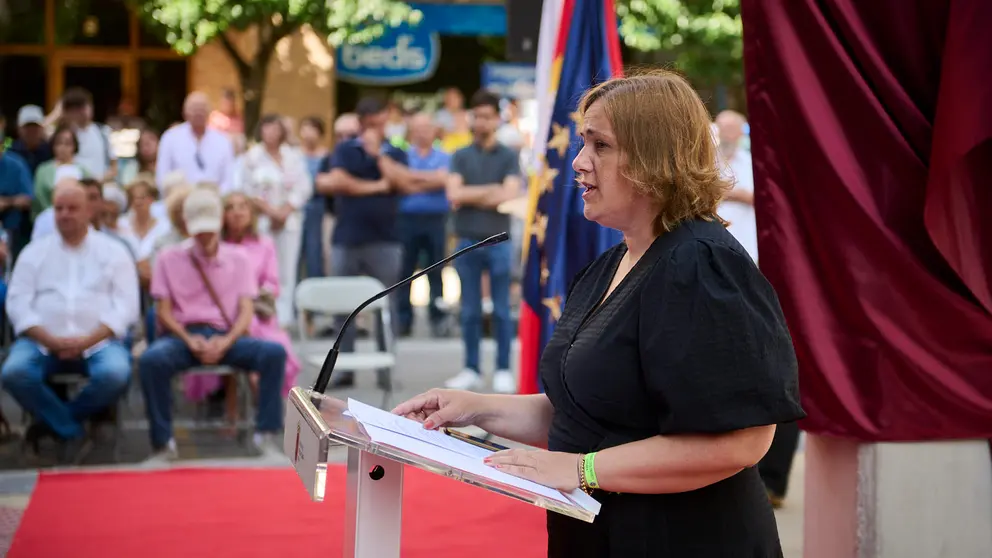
[541,218,805,558]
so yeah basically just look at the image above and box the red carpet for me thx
[8,465,548,558]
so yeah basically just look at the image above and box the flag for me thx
[529,0,565,171]
[517,0,624,395]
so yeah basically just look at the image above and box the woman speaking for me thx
[393,70,805,557]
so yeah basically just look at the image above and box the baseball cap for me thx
[182,187,223,235]
[17,105,45,127]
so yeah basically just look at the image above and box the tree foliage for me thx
[130,0,421,54]
[128,0,421,132]
[123,1,742,127]
[616,0,743,87]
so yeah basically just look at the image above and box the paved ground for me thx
[0,314,805,556]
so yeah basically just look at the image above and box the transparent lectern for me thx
[283,386,595,558]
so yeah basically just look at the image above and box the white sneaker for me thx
[492,370,516,394]
[142,438,178,466]
[253,433,286,460]
[444,369,484,391]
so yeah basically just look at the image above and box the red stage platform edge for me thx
[8,465,548,558]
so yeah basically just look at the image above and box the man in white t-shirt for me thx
[714,110,758,262]
[61,87,117,182]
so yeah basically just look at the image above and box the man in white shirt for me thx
[156,92,236,194]
[30,178,133,254]
[61,87,117,182]
[2,180,139,461]
[715,110,758,262]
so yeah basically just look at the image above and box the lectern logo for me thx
[293,422,302,464]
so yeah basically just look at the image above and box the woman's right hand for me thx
[392,389,486,430]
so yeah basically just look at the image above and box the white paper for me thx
[348,398,493,459]
[565,487,602,515]
[361,423,568,504]
[347,398,600,513]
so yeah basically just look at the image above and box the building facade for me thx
[1,0,510,141]
[0,0,339,138]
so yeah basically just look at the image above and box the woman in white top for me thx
[233,114,311,326]
[117,180,172,289]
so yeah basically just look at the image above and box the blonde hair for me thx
[124,179,160,207]
[221,191,259,238]
[164,185,193,234]
[578,70,730,234]
[133,171,157,186]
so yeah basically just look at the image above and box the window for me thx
[139,60,188,133]
[0,0,46,44]
[55,0,131,46]
[0,56,47,138]
[139,21,172,48]
[64,66,123,125]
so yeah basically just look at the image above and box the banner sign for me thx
[481,62,537,100]
[337,25,441,86]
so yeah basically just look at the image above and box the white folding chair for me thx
[295,277,396,408]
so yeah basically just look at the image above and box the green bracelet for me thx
[583,452,600,489]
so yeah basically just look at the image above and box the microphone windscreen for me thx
[487,231,510,245]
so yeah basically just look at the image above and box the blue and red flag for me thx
[517,0,624,394]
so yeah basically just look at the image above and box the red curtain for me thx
[741,0,992,441]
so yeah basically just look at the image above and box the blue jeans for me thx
[454,238,513,374]
[300,197,327,279]
[397,213,448,329]
[144,303,157,345]
[0,280,7,327]
[1,338,131,439]
[137,326,286,449]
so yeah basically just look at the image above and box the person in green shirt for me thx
[33,125,91,217]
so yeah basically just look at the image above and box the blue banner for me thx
[409,2,506,36]
[337,25,441,86]
[481,63,537,100]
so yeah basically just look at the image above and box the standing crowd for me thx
[0,84,532,463]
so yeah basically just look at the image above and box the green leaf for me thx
[615,0,743,87]
[126,0,421,55]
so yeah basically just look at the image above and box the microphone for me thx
[312,231,510,394]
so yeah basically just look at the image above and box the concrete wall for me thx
[805,435,992,558]
[190,25,336,141]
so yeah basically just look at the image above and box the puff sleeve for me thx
[639,239,805,434]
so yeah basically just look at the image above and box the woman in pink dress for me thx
[182,192,301,425]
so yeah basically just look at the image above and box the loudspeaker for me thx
[506,0,544,63]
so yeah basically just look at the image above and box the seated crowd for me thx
[0,175,297,464]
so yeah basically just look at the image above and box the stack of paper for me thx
[346,398,600,515]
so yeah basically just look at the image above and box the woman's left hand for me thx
[484,449,581,491]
